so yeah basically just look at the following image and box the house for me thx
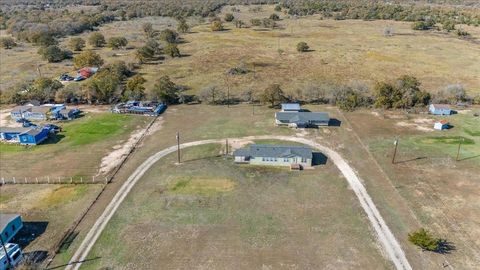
[23,106,51,121]
[429,104,452,115]
[10,106,31,120]
[0,214,23,244]
[281,103,301,112]
[434,120,450,130]
[51,106,79,120]
[234,144,313,168]
[0,243,23,270]
[275,112,330,128]
[0,126,50,145]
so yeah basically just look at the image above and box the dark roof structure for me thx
[234,144,312,159]
[275,112,330,123]
[0,214,20,232]
[430,104,451,109]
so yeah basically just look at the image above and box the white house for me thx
[434,120,449,130]
[429,104,452,115]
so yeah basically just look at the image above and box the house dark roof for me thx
[234,144,312,159]
[275,112,330,123]
[11,106,32,113]
[0,127,31,134]
[30,106,51,114]
[430,104,451,110]
[281,103,301,111]
[0,214,20,232]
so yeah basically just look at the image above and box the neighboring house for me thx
[10,106,31,120]
[275,112,330,128]
[434,120,450,130]
[429,104,452,115]
[0,126,50,145]
[51,106,80,120]
[234,144,313,168]
[0,214,23,244]
[0,243,24,270]
[23,106,51,121]
[281,103,301,112]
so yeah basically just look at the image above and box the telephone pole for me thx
[392,138,399,164]
[176,132,181,164]
[225,138,229,156]
[456,138,464,161]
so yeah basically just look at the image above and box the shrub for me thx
[135,46,155,64]
[457,28,470,36]
[274,5,282,12]
[159,29,179,43]
[164,43,181,58]
[408,228,440,252]
[0,37,16,49]
[38,45,70,63]
[88,32,106,47]
[125,75,146,100]
[412,20,434,30]
[250,18,262,26]
[69,37,86,51]
[199,85,226,105]
[269,13,280,21]
[374,75,430,109]
[107,36,128,49]
[142,22,155,38]
[152,75,179,104]
[211,21,224,31]
[177,18,190,33]
[261,84,285,107]
[224,13,235,22]
[296,41,309,52]
[73,50,104,69]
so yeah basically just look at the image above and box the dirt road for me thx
[66,136,412,270]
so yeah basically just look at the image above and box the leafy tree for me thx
[33,77,64,101]
[269,13,280,21]
[38,45,69,63]
[146,39,161,54]
[262,18,277,29]
[102,61,131,80]
[261,84,285,107]
[250,18,262,26]
[297,41,309,52]
[0,37,16,49]
[211,21,224,31]
[125,75,146,100]
[234,19,245,28]
[33,32,57,46]
[408,228,440,252]
[164,43,180,58]
[87,70,119,103]
[73,50,104,69]
[199,85,225,105]
[69,37,86,51]
[224,13,235,22]
[142,22,155,38]
[135,46,155,63]
[274,5,282,12]
[107,36,128,49]
[374,75,430,109]
[152,75,179,104]
[177,18,190,33]
[159,29,179,43]
[88,32,106,47]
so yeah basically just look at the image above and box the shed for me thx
[0,214,23,243]
[434,120,449,130]
[281,103,301,112]
[429,104,452,115]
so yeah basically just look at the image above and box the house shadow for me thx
[47,256,102,270]
[23,250,49,266]
[312,152,328,166]
[12,221,48,248]
[42,134,65,145]
[394,156,427,164]
[328,118,341,127]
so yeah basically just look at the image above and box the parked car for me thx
[59,74,74,81]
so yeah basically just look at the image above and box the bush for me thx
[159,29,179,43]
[274,5,282,12]
[107,37,128,49]
[457,28,470,36]
[125,75,146,100]
[142,22,155,38]
[296,41,309,52]
[177,18,190,33]
[211,21,224,31]
[152,75,179,104]
[38,45,70,63]
[0,37,16,49]
[261,84,285,107]
[199,85,226,105]
[442,20,455,32]
[408,228,440,252]
[88,32,106,47]
[250,18,262,26]
[135,46,155,64]
[269,13,280,21]
[412,20,434,30]
[374,75,430,109]
[224,13,235,22]
[164,43,181,58]
[73,50,104,69]
[69,37,86,51]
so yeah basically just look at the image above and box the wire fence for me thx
[0,175,108,185]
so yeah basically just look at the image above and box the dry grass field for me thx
[1,5,479,96]
[80,144,392,270]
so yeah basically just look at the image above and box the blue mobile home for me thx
[0,214,23,243]
[429,104,452,115]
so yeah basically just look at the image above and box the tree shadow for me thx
[23,250,49,266]
[12,221,48,248]
[58,231,79,253]
[46,256,102,270]
[312,152,328,166]
[436,239,456,254]
[181,154,222,163]
[329,118,342,127]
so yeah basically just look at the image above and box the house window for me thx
[301,158,307,163]
[284,158,289,162]
[262,157,265,161]
[11,224,15,231]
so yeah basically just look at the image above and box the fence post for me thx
[81,177,83,184]
[36,177,38,184]
[47,176,50,184]
[71,177,73,184]
[13,177,16,184]
[25,177,27,184]
[92,175,95,183]
[58,177,61,184]
[1,177,4,185]
[105,177,108,184]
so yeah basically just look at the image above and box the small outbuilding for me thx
[429,104,452,115]
[434,120,450,130]
[281,103,301,112]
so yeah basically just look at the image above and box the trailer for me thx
[112,102,167,116]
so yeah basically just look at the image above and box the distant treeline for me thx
[1,0,479,44]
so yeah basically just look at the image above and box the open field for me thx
[80,143,392,270]
[0,110,150,178]
[1,5,480,96]
[0,184,103,260]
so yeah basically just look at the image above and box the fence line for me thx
[0,176,108,185]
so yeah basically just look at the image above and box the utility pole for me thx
[0,237,13,268]
[252,102,255,115]
[224,75,230,108]
[176,132,181,164]
[225,138,229,156]
[252,63,256,79]
[392,138,399,164]
[37,64,42,78]
[456,138,464,161]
